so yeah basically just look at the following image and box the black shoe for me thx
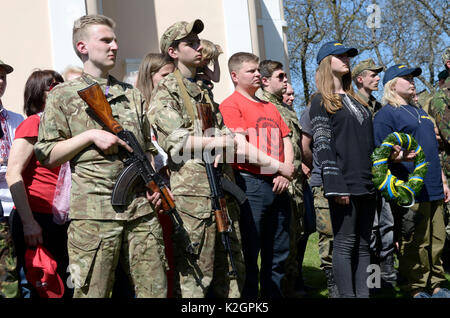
[324,269,340,298]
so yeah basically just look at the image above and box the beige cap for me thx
[352,58,383,78]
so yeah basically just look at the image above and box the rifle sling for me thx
[173,69,214,125]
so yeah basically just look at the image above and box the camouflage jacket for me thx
[261,90,303,199]
[356,90,382,115]
[35,73,157,221]
[429,76,450,178]
[148,71,235,218]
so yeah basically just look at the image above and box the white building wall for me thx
[48,0,86,74]
[258,0,287,65]
[222,0,254,57]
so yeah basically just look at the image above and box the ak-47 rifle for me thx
[76,77,188,239]
[196,102,246,278]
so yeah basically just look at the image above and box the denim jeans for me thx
[329,194,376,298]
[234,171,291,298]
[370,194,395,261]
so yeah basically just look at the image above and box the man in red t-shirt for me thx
[219,52,294,298]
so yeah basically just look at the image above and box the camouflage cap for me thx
[442,47,450,65]
[352,58,383,78]
[0,59,13,74]
[160,19,204,54]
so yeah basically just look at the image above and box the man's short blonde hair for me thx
[72,15,116,59]
[228,52,259,74]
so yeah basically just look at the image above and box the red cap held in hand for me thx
[25,245,64,298]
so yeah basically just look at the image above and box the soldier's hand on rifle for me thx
[272,175,290,194]
[90,129,133,155]
[146,190,163,213]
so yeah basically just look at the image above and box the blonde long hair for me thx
[136,53,172,107]
[316,55,367,113]
[381,78,413,107]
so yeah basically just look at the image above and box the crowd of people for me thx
[0,13,449,299]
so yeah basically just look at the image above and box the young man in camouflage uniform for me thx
[149,19,245,298]
[0,59,19,298]
[352,59,398,286]
[35,15,167,298]
[258,60,306,297]
[429,47,450,272]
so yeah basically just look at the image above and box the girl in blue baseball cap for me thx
[310,41,376,298]
[373,64,450,298]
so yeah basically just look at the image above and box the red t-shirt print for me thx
[255,116,282,158]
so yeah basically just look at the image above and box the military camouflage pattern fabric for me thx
[0,221,19,298]
[312,186,333,271]
[442,47,450,65]
[351,58,383,79]
[261,90,304,201]
[35,73,158,221]
[160,19,204,54]
[356,90,382,115]
[68,215,167,298]
[429,76,450,178]
[429,75,450,240]
[172,194,244,298]
[149,72,235,201]
[149,71,244,297]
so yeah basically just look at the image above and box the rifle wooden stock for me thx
[215,199,231,233]
[77,83,176,215]
[196,103,238,277]
[77,83,123,134]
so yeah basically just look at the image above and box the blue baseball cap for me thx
[383,64,422,85]
[316,41,358,64]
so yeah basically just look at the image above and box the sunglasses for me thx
[275,72,287,81]
[48,82,60,91]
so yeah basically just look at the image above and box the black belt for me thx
[238,170,275,183]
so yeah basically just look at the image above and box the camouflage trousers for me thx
[0,219,19,298]
[282,181,304,297]
[312,186,333,271]
[68,214,168,298]
[172,195,245,298]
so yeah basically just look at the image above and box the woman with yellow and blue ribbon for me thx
[372,132,428,207]
[373,64,450,298]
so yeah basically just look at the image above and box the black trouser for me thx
[329,194,376,298]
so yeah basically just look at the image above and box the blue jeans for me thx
[235,171,291,298]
